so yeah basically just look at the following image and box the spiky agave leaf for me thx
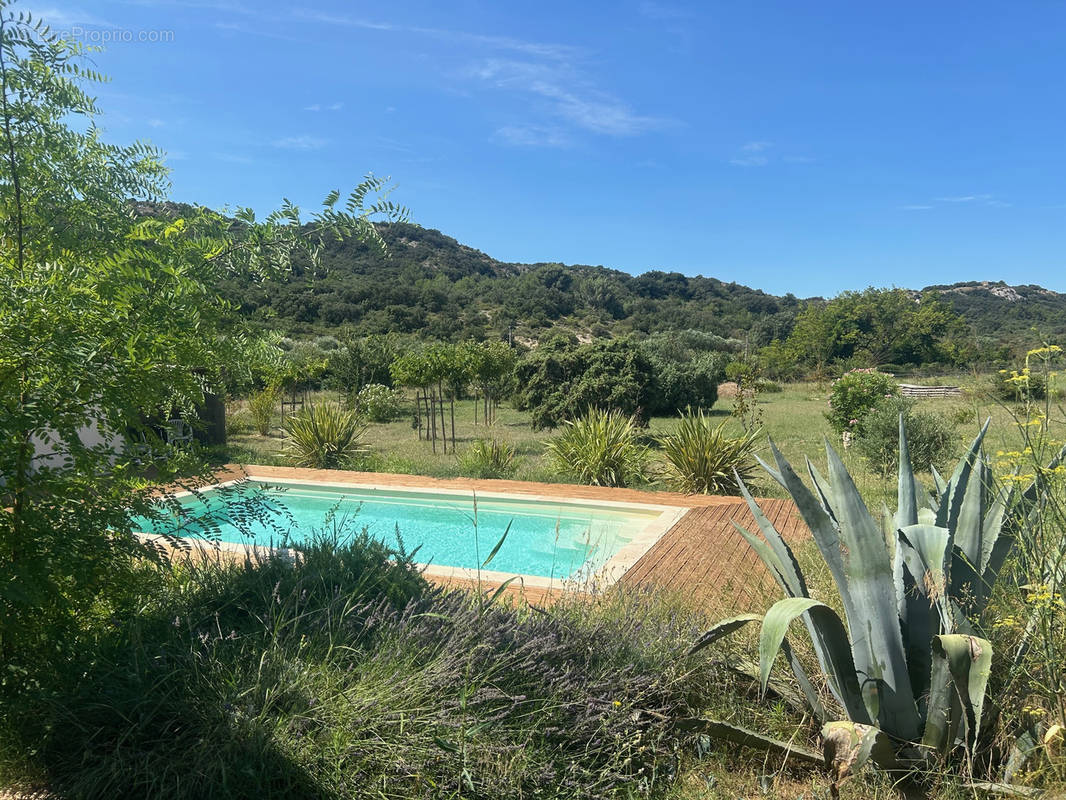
[758,597,870,724]
[688,613,761,656]
[897,523,953,703]
[823,441,920,740]
[922,634,993,756]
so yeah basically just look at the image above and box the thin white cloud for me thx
[119,0,255,12]
[292,11,397,32]
[147,118,165,128]
[272,135,328,150]
[729,155,769,167]
[411,26,581,61]
[213,152,253,164]
[727,142,813,167]
[470,58,664,137]
[905,193,1010,209]
[901,193,1009,210]
[729,141,773,166]
[213,20,307,43]
[494,125,571,148]
[304,102,344,112]
[22,6,113,27]
[292,10,581,60]
[287,11,656,141]
[935,194,993,203]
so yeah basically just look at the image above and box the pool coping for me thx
[138,469,691,592]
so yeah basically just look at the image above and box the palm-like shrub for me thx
[457,439,518,479]
[282,403,368,469]
[545,408,648,488]
[694,419,1020,782]
[658,410,759,495]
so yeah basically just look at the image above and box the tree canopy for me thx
[0,9,403,673]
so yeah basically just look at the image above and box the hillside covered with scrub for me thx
[204,218,1066,369]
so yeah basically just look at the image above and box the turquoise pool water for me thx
[134,481,664,579]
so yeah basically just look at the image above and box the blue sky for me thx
[28,0,1066,296]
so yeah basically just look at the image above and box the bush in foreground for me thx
[1,535,718,800]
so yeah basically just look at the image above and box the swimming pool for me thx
[134,478,686,584]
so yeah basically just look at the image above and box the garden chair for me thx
[166,418,193,447]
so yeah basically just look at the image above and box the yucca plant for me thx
[457,439,518,479]
[282,403,368,469]
[545,408,648,488]
[692,418,1018,783]
[658,409,759,495]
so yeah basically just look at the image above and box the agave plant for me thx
[658,409,759,495]
[692,418,1014,779]
[282,403,369,469]
[545,408,648,488]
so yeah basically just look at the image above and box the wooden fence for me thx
[898,383,963,399]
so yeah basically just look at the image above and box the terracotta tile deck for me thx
[195,465,810,612]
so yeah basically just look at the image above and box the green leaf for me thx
[781,636,827,722]
[765,441,850,612]
[757,597,869,724]
[895,414,919,531]
[481,520,513,569]
[922,634,993,756]
[673,718,823,764]
[735,474,807,596]
[688,613,761,656]
[897,523,953,703]
[731,521,799,597]
[936,418,990,531]
[486,576,520,604]
[824,439,919,739]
